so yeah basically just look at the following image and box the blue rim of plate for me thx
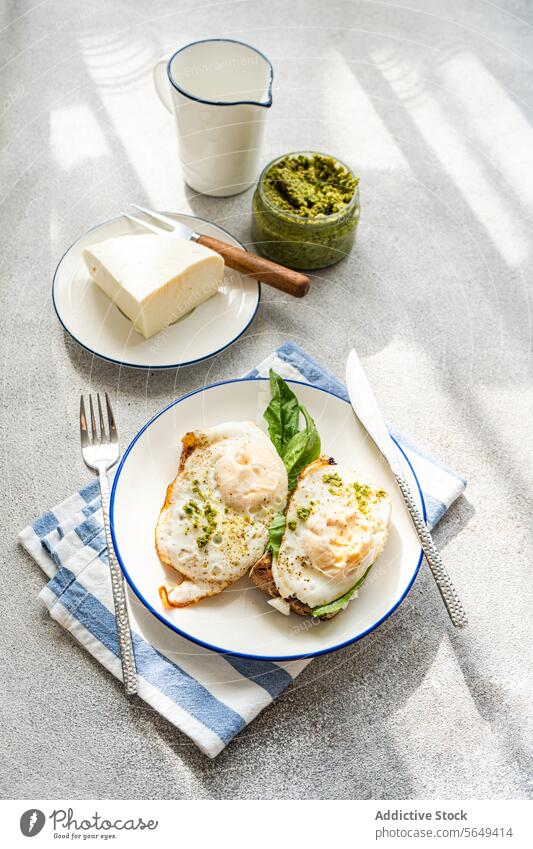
[110,377,426,662]
[166,38,273,108]
[51,212,261,370]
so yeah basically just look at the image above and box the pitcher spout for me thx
[167,38,273,109]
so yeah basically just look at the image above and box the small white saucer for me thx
[52,212,260,369]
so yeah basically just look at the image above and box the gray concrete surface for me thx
[1,0,532,800]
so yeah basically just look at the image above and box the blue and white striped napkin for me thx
[18,342,466,758]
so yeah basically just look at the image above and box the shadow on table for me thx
[184,184,402,364]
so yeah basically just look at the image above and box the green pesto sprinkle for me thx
[288,520,297,531]
[353,481,372,514]
[192,481,208,502]
[322,471,342,487]
[297,506,311,521]
[195,502,218,549]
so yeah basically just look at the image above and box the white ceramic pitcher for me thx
[153,38,273,197]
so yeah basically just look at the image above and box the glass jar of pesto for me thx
[251,151,360,270]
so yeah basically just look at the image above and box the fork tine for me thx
[97,394,106,442]
[105,392,118,444]
[121,211,164,236]
[131,203,177,231]
[89,395,98,443]
[79,396,89,448]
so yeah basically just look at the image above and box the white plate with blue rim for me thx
[110,377,424,661]
[52,212,260,369]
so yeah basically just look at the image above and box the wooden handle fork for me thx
[196,235,310,298]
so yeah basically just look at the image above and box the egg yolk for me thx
[302,507,372,576]
[215,439,287,513]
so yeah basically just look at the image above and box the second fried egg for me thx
[272,457,392,609]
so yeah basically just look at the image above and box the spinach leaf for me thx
[267,513,286,558]
[311,565,373,618]
[263,369,300,456]
[262,373,321,562]
[282,405,321,490]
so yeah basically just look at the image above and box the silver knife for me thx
[345,349,467,628]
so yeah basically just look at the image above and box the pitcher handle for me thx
[153,58,173,113]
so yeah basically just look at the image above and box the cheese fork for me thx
[79,393,138,695]
[121,203,310,299]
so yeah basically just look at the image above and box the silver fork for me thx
[79,393,138,696]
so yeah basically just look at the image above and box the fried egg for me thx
[156,421,288,607]
[272,457,392,610]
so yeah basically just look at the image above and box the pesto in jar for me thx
[262,154,358,218]
[251,152,360,271]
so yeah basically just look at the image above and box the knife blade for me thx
[345,348,467,628]
[345,349,401,472]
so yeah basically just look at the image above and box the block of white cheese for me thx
[83,234,224,339]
